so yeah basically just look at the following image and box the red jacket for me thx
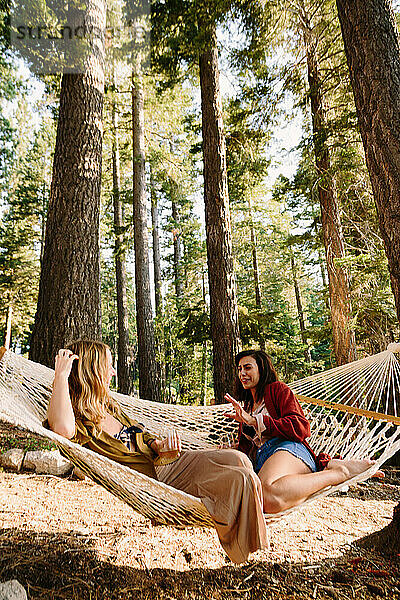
[237,381,330,471]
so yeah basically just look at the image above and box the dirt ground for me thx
[0,422,399,600]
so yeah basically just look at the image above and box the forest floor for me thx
[0,421,399,600]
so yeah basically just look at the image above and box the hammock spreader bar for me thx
[296,394,400,426]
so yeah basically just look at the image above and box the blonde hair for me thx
[66,339,119,429]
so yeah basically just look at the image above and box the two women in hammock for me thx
[46,340,382,563]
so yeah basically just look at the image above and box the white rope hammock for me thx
[1,345,400,529]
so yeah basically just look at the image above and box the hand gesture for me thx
[155,429,182,459]
[224,393,256,428]
[54,349,78,381]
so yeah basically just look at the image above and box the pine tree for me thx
[336,0,400,554]
[336,0,400,324]
[30,0,106,366]
[110,76,131,394]
[152,0,241,401]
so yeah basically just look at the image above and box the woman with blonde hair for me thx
[46,340,267,564]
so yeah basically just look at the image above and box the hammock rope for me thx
[1,346,400,528]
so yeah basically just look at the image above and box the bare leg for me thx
[258,451,383,514]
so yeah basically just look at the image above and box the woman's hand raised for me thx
[47,349,78,439]
[224,393,257,428]
[54,349,78,381]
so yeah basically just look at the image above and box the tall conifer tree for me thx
[30,0,106,365]
[152,1,240,400]
[336,0,400,323]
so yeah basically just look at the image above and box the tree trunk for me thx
[112,85,131,394]
[40,179,46,264]
[357,502,400,554]
[201,340,208,406]
[29,0,105,366]
[199,27,241,402]
[201,268,209,406]
[167,142,183,300]
[290,254,311,364]
[132,67,161,402]
[248,196,261,309]
[4,302,12,350]
[171,184,183,299]
[150,172,162,316]
[150,169,166,399]
[248,196,265,351]
[336,0,400,552]
[304,23,357,366]
[336,0,400,323]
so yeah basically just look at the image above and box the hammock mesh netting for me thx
[1,346,400,528]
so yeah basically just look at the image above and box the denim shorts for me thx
[254,437,317,474]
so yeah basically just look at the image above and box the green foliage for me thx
[151,0,231,82]
[0,59,54,349]
[162,297,212,404]
[179,302,210,344]
[0,209,39,349]
[0,434,56,453]
[100,256,137,360]
[0,0,398,398]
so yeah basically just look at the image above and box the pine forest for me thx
[1,0,400,406]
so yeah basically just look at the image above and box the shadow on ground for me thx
[0,527,399,600]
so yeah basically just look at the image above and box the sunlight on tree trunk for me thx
[112,76,131,395]
[132,60,161,402]
[199,25,240,402]
[303,16,356,366]
[336,0,400,323]
[30,0,105,366]
[4,302,12,350]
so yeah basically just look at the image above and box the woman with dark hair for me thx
[46,341,267,563]
[225,349,383,514]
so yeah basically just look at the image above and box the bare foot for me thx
[327,458,385,481]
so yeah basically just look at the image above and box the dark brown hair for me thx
[234,350,278,412]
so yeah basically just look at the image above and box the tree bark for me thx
[336,0,400,322]
[357,502,400,554]
[150,172,162,316]
[290,254,311,364]
[40,179,46,263]
[201,340,208,406]
[199,27,241,402]
[171,186,183,300]
[248,196,261,309]
[303,22,357,366]
[112,84,131,395]
[4,302,12,350]
[132,67,161,402]
[150,169,166,398]
[29,0,105,366]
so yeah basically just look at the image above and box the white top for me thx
[242,402,270,448]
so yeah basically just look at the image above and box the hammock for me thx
[1,345,400,529]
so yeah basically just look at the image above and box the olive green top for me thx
[44,412,178,480]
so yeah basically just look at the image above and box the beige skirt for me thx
[155,448,267,563]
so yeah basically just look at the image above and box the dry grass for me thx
[0,422,399,599]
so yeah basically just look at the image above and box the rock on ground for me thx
[0,449,24,471]
[23,449,72,475]
[0,580,27,600]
